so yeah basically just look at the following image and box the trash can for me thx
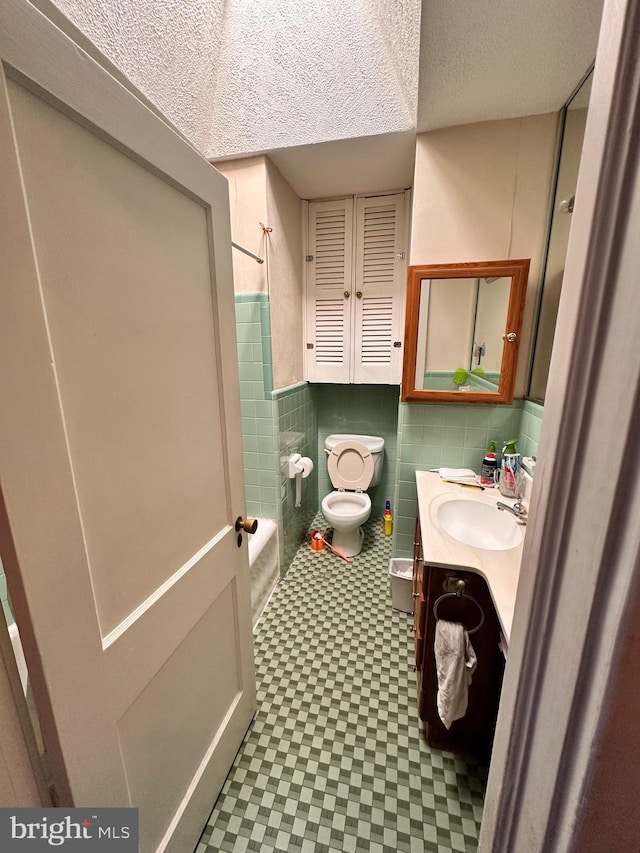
[388,558,414,613]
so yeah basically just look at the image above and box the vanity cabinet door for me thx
[420,566,505,763]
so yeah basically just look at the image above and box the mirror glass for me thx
[417,276,511,390]
[402,259,529,404]
[528,70,593,401]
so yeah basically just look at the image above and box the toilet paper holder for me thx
[288,453,313,479]
[288,453,314,508]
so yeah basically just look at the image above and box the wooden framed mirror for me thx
[401,259,529,404]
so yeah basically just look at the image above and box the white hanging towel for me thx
[434,620,478,729]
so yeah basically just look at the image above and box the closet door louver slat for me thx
[361,296,394,364]
[315,299,345,364]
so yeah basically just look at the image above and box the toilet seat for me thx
[327,440,374,491]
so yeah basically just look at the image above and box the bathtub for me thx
[247,519,280,629]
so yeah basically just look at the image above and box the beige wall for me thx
[215,157,269,295]
[265,160,304,389]
[216,156,304,390]
[410,114,559,395]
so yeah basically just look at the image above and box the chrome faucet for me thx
[496,501,527,525]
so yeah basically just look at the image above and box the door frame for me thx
[480,0,640,848]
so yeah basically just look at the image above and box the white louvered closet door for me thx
[305,198,354,382]
[353,194,406,383]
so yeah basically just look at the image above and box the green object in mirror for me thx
[453,368,468,387]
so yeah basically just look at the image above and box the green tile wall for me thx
[468,372,500,390]
[392,401,524,557]
[422,371,500,392]
[274,383,318,574]
[235,295,278,520]
[311,384,400,518]
[519,400,544,458]
[235,296,319,576]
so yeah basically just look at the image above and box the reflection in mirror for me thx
[417,277,511,390]
[402,259,529,405]
[529,69,593,402]
[474,278,511,379]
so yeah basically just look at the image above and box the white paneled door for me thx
[0,2,255,852]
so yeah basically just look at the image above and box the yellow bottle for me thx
[383,502,393,536]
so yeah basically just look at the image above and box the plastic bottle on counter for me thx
[480,440,498,485]
[500,439,521,497]
[383,500,393,536]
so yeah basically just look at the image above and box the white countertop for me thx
[416,471,525,643]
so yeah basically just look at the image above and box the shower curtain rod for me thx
[232,240,264,264]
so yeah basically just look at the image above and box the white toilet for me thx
[321,434,385,557]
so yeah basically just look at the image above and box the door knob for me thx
[235,516,258,534]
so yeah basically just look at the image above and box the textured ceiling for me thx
[417,0,603,132]
[47,0,604,198]
[265,131,417,200]
[207,0,419,159]
[51,0,226,152]
[209,0,603,196]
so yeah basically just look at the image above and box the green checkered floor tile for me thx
[196,516,486,852]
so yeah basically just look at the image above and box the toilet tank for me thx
[324,433,385,487]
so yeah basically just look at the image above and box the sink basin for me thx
[435,498,523,551]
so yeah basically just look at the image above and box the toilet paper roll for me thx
[288,453,302,478]
[299,457,314,478]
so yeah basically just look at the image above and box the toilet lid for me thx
[327,440,374,491]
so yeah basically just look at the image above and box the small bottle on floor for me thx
[383,501,393,536]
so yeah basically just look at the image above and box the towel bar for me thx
[433,591,485,634]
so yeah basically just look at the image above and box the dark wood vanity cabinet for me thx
[413,518,505,763]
